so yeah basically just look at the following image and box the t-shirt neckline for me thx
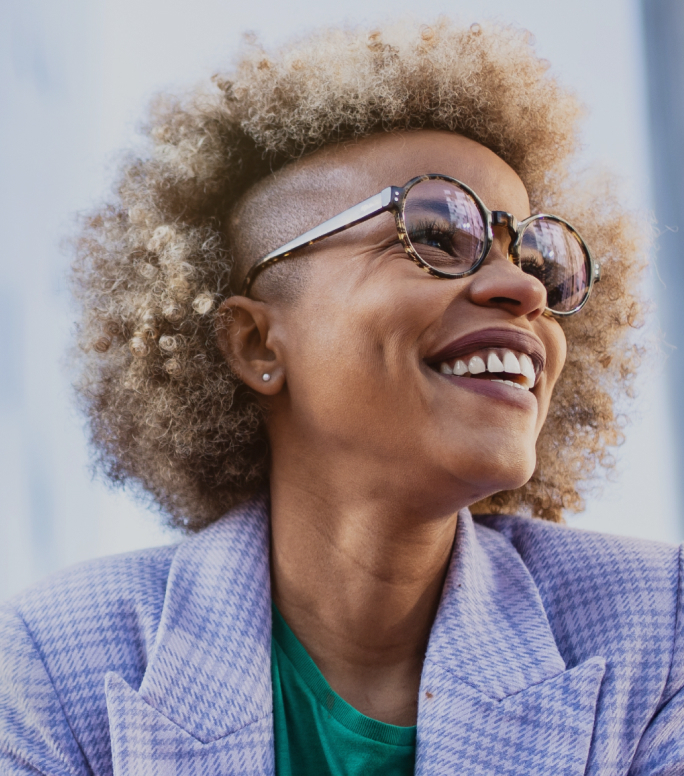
[271,603,417,747]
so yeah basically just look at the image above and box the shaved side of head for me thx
[226,157,338,301]
[225,138,384,301]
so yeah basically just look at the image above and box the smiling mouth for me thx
[432,348,537,391]
[426,327,546,395]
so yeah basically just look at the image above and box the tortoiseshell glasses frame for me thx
[239,173,600,316]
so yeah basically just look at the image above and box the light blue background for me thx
[1,0,679,600]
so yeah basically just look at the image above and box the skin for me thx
[217,130,567,726]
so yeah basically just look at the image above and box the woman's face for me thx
[243,131,567,510]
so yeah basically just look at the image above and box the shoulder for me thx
[6,542,180,670]
[477,513,680,595]
[477,514,683,691]
[476,514,681,638]
[0,543,180,775]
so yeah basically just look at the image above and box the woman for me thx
[1,19,680,776]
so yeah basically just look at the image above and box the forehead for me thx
[289,130,531,221]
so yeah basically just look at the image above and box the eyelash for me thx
[408,221,458,253]
[406,219,458,247]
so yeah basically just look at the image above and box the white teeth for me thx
[519,354,535,383]
[468,356,486,375]
[491,378,528,391]
[437,349,537,389]
[503,350,522,374]
[487,352,504,372]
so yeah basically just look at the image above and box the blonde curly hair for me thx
[71,18,645,530]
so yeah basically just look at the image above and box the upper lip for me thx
[426,327,547,376]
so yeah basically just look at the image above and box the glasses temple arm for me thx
[240,186,399,295]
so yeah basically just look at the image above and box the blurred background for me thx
[1,0,682,601]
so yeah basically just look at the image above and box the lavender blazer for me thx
[1,496,683,775]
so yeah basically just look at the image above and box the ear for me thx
[215,296,285,395]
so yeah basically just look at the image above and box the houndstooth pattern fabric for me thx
[0,495,682,775]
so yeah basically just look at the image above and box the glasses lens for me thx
[519,217,590,313]
[403,179,486,274]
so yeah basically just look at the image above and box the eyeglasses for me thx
[240,173,600,316]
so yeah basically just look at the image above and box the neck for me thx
[269,454,461,726]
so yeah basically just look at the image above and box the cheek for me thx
[533,325,567,432]
[283,287,427,437]
[546,322,568,378]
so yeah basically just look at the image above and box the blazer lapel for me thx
[105,494,275,776]
[416,510,606,776]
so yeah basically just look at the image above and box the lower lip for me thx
[441,374,538,410]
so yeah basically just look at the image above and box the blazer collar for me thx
[426,508,567,698]
[106,494,275,776]
[105,498,605,775]
[136,492,273,742]
[416,510,606,775]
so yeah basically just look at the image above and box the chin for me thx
[443,445,537,501]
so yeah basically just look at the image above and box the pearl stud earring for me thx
[262,373,271,382]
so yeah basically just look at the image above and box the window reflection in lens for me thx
[404,180,485,271]
[520,218,589,313]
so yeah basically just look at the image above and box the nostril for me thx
[490,297,521,306]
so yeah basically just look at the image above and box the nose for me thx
[467,234,547,320]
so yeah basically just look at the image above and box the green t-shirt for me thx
[271,604,417,776]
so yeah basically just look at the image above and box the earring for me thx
[262,373,271,382]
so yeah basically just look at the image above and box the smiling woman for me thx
[1,17,681,776]
[70,20,639,529]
